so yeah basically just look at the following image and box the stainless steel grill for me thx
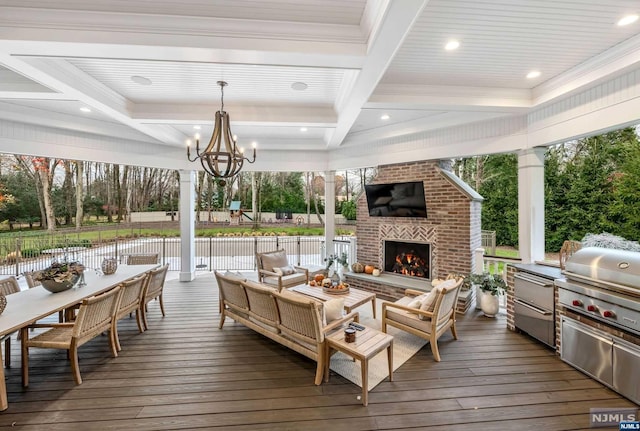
[555,247,640,405]
[556,247,640,335]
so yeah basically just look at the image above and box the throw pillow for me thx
[260,250,288,272]
[435,278,458,290]
[323,298,345,324]
[407,298,422,309]
[223,271,246,282]
[418,287,440,320]
[275,265,295,276]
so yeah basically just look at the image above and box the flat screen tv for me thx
[364,181,427,218]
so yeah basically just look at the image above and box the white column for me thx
[179,170,196,281]
[324,171,336,259]
[518,148,546,263]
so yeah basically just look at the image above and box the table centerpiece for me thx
[35,261,85,293]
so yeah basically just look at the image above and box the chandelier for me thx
[187,81,256,181]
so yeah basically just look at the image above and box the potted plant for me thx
[471,272,507,317]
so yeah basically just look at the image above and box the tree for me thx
[477,154,519,246]
[75,161,84,230]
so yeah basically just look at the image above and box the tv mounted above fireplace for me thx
[364,181,427,218]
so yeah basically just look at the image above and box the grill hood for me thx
[564,247,640,291]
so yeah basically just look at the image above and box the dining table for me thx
[0,263,159,411]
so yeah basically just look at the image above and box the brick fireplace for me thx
[352,160,483,299]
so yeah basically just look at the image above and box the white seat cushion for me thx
[386,296,432,333]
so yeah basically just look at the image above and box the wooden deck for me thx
[0,274,636,430]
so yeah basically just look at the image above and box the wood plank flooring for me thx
[0,274,637,430]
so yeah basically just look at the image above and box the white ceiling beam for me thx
[343,111,513,146]
[368,84,532,112]
[0,7,366,70]
[133,104,337,126]
[327,0,429,148]
[0,92,68,100]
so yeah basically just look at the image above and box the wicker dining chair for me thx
[20,285,122,386]
[127,254,159,265]
[140,264,169,330]
[112,274,148,352]
[0,276,21,368]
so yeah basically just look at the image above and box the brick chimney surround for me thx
[345,160,483,300]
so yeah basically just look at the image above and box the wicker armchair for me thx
[112,274,148,352]
[140,264,169,330]
[382,277,463,362]
[255,249,308,290]
[126,254,159,265]
[0,277,20,368]
[20,285,122,386]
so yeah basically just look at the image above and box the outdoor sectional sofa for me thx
[214,271,358,385]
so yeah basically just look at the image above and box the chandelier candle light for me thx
[187,81,256,183]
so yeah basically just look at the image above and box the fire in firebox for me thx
[391,251,429,277]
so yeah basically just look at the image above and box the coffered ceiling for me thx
[0,0,639,171]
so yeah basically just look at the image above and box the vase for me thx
[480,293,500,317]
[338,265,348,282]
[101,257,118,275]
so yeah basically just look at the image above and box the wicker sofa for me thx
[214,271,357,385]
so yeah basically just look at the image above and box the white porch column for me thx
[179,169,196,281]
[518,148,546,263]
[324,171,336,258]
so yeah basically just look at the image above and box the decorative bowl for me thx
[323,285,350,295]
[41,275,79,293]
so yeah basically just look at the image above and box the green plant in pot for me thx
[471,272,507,317]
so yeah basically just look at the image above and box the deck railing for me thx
[0,233,354,279]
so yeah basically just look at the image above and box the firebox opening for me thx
[383,240,431,280]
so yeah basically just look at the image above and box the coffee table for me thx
[324,326,393,406]
[289,284,376,319]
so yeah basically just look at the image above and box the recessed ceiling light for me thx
[193,125,201,130]
[300,127,308,132]
[617,14,639,26]
[131,75,152,86]
[79,107,91,113]
[380,114,390,120]
[526,70,541,79]
[291,82,308,91]
[445,40,460,51]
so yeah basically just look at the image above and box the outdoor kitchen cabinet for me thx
[561,316,640,405]
[613,339,640,404]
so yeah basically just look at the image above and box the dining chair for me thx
[20,285,122,387]
[112,274,147,352]
[127,254,159,265]
[140,264,169,330]
[0,276,20,368]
